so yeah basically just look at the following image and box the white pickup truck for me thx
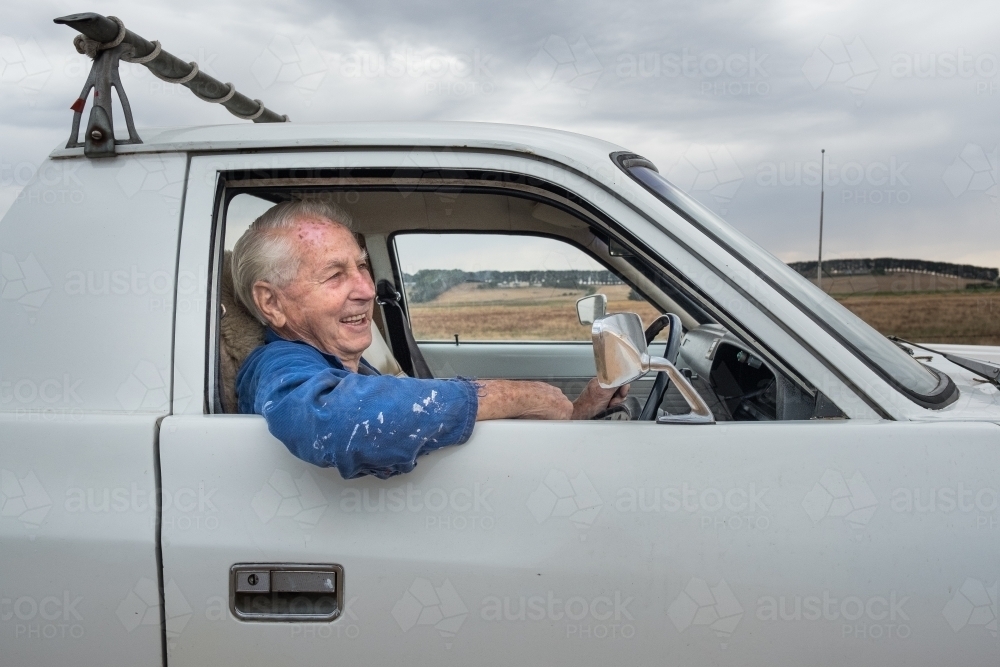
[3,14,1000,667]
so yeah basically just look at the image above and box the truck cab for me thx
[2,120,999,666]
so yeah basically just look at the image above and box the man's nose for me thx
[352,268,377,301]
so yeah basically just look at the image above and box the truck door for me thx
[159,417,1000,666]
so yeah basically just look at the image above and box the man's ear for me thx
[252,281,287,329]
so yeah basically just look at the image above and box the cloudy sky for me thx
[2,0,998,268]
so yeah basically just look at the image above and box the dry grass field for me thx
[806,272,982,294]
[409,274,1000,345]
[838,291,1000,345]
[410,284,660,341]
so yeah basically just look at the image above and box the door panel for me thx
[160,417,1000,666]
[419,341,654,401]
[0,417,162,666]
[421,342,597,379]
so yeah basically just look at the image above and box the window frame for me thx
[191,160,881,418]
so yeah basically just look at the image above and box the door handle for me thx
[230,563,344,621]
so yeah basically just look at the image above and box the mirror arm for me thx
[645,357,715,424]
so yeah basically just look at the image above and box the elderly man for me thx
[233,199,627,479]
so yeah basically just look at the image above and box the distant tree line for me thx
[789,258,999,283]
[403,270,624,303]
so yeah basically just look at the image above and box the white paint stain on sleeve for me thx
[346,423,360,451]
[312,432,333,450]
[377,412,384,424]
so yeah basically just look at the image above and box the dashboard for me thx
[655,324,843,421]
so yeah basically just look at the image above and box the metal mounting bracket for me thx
[66,42,142,157]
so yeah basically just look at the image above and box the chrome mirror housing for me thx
[576,293,607,325]
[592,313,715,424]
[592,313,647,387]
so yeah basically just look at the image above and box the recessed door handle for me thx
[230,563,344,622]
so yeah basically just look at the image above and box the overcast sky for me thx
[2,0,998,269]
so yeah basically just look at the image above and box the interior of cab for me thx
[212,182,844,423]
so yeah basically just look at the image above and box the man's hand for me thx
[572,378,630,420]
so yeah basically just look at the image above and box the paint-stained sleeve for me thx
[236,341,479,479]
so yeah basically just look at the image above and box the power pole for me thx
[817,148,826,291]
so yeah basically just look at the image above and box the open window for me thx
[393,232,664,343]
[206,169,844,421]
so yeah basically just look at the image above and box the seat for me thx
[218,251,404,414]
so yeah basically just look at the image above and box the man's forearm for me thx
[474,379,573,420]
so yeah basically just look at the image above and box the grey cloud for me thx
[1,0,997,267]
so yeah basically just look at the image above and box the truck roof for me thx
[49,121,631,170]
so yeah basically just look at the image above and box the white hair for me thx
[231,198,355,324]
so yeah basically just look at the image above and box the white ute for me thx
[2,11,1000,667]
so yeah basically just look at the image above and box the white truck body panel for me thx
[0,153,184,663]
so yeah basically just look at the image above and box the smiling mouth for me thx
[341,314,368,326]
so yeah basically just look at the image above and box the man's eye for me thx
[358,262,369,272]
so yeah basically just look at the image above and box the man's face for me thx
[263,218,375,365]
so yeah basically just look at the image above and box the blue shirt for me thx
[237,328,479,479]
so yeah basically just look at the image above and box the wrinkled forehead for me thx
[285,217,359,254]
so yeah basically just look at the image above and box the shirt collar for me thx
[264,327,379,375]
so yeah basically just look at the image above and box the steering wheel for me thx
[638,313,684,421]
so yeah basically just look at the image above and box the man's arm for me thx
[238,341,478,479]
[475,378,628,421]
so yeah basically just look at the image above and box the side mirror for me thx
[576,294,607,325]
[592,313,715,424]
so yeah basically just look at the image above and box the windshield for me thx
[623,162,950,405]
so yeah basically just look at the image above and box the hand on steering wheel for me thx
[575,380,630,419]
